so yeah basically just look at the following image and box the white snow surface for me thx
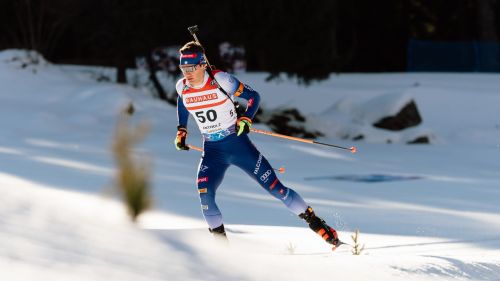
[1,50,500,281]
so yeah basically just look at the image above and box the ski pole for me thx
[250,128,357,153]
[186,144,286,173]
[187,144,203,152]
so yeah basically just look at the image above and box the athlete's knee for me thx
[268,182,307,212]
[267,178,290,201]
[198,188,219,214]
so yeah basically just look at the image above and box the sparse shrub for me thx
[112,110,152,222]
[351,229,365,255]
[286,242,297,255]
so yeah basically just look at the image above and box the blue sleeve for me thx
[236,83,261,119]
[213,71,261,120]
[177,95,189,128]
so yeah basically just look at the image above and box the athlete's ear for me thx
[200,64,207,70]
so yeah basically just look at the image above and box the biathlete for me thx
[174,41,340,248]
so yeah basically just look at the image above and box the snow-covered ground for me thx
[1,50,500,281]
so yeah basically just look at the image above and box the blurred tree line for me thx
[0,0,498,82]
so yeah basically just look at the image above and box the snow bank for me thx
[2,49,500,281]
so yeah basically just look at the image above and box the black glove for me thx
[174,126,189,151]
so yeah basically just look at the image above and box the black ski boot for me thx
[209,224,228,240]
[299,206,340,248]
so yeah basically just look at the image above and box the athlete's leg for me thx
[196,154,229,230]
[231,136,308,215]
[230,135,339,247]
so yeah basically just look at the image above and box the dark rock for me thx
[282,108,306,122]
[352,135,364,141]
[407,136,430,144]
[266,108,323,138]
[373,100,422,131]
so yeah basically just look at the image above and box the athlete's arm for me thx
[233,82,260,119]
[177,95,189,128]
[175,79,189,128]
[215,71,261,119]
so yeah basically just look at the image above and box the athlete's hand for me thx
[174,126,189,150]
[236,117,252,136]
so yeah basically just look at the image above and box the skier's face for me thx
[180,63,206,86]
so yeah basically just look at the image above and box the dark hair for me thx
[179,41,205,54]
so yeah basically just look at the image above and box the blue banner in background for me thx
[408,39,500,72]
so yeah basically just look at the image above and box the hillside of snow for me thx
[1,50,500,281]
